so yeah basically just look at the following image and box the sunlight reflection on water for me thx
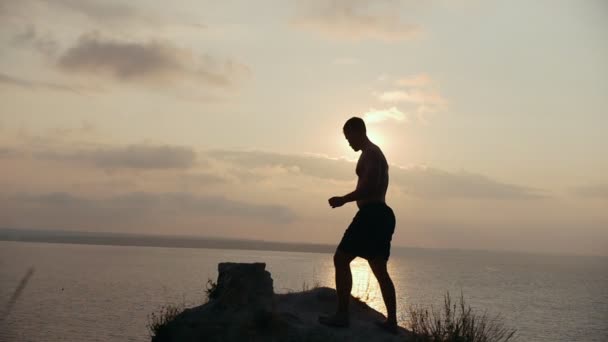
[317,256,409,320]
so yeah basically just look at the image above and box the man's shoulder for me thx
[361,145,385,164]
[364,144,385,158]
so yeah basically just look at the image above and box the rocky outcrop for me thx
[152,262,413,342]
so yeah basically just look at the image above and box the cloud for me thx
[362,107,408,124]
[572,184,608,199]
[391,166,545,199]
[293,0,421,41]
[179,172,230,186]
[0,191,296,226]
[57,32,250,86]
[205,149,545,199]
[0,0,207,42]
[36,144,198,170]
[2,0,161,27]
[376,89,445,105]
[47,121,98,138]
[0,72,82,93]
[43,0,142,23]
[6,138,544,200]
[0,147,21,158]
[374,73,447,123]
[206,149,354,182]
[10,25,59,55]
[0,0,25,20]
[41,0,205,29]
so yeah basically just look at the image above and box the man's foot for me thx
[318,314,350,328]
[375,320,399,335]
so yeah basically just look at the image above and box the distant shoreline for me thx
[0,228,335,255]
[1,228,604,259]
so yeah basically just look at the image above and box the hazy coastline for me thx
[1,228,605,260]
[0,228,335,255]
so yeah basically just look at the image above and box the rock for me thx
[151,262,413,342]
[212,262,274,311]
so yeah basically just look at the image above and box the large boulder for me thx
[152,262,413,342]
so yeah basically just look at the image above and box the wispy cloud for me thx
[4,135,545,200]
[376,89,445,104]
[362,107,408,124]
[0,147,21,158]
[391,166,546,199]
[57,32,250,87]
[0,191,296,228]
[10,25,59,56]
[2,0,196,29]
[35,144,198,170]
[0,72,83,93]
[293,0,421,41]
[42,0,143,23]
[44,0,207,30]
[374,73,447,123]
[205,149,545,200]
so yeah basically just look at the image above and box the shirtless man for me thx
[319,117,398,334]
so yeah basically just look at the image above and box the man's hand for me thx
[328,196,346,208]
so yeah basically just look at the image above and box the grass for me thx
[146,279,218,339]
[205,278,219,300]
[299,280,321,292]
[1,267,35,323]
[146,302,185,339]
[406,292,516,342]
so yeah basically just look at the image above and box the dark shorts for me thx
[337,202,396,261]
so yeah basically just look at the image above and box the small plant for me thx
[300,280,321,292]
[205,278,218,300]
[146,302,185,339]
[407,292,516,342]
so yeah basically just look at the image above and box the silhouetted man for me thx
[319,117,398,334]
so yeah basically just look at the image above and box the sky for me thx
[0,0,607,256]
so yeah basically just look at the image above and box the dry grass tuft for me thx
[407,292,516,342]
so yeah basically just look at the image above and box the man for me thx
[318,117,398,334]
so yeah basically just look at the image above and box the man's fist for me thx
[328,196,346,208]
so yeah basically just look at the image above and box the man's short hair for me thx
[343,117,366,134]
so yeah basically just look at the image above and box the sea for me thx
[0,241,606,342]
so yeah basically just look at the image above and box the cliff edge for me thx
[151,262,413,342]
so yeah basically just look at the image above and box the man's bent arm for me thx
[341,188,365,203]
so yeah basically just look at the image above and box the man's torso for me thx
[356,144,389,208]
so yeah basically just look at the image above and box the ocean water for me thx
[0,241,606,342]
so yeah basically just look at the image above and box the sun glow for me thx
[366,129,387,149]
[337,128,390,157]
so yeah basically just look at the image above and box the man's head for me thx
[343,117,367,151]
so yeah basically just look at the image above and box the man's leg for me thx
[319,249,355,326]
[368,258,397,326]
[334,249,356,317]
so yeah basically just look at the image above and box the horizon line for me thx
[0,227,605,259]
